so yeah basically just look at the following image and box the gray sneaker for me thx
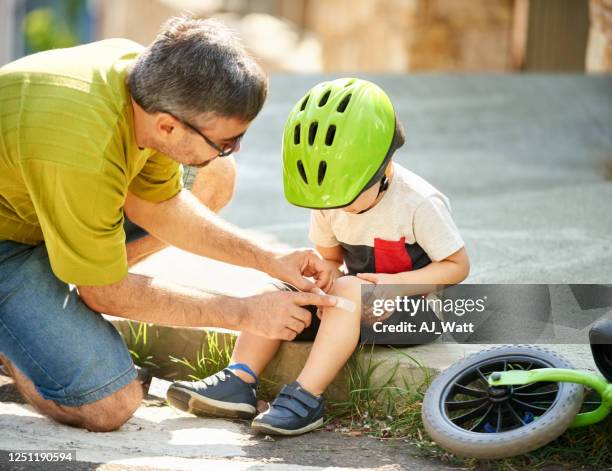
[167,368,257,420]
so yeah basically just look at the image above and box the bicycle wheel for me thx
[422,345,584,459]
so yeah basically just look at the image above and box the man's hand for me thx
[242,290,337,340]
[265,249,335,293]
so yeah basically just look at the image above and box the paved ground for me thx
[1,74,611,470]
[224,74,612,283]
[0,375,452,471]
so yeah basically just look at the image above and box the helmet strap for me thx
[378,175,389,195]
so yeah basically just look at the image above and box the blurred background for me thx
[1,0,611,72]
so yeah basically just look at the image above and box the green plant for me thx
[327,344,431,439]
[23,8,78,52]
[169,331,236,381]
[122,321,157,370]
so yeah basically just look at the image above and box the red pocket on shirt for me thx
[374,237,413,274]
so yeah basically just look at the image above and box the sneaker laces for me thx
[198,370,229,389]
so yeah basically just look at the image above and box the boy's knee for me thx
[329,275,368,298]
[62,379,143,432]
[327,275,370,316]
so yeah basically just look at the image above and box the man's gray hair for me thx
[128,16,267,123]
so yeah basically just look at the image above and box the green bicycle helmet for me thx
[282,77,402,209]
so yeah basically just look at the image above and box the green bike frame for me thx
[489,369,612,427]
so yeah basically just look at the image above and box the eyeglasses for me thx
[166,112,244,158]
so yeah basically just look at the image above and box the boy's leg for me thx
[166,282,285,419]
[251,276,366,436]
[296,276,365,395]
[228,282,286,383]
[229,333,281,384]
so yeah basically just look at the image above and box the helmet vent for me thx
[308,122,318,145]
[297,160,308,184]
[318,90,331,107]
[325,125,336,146]
[300,95,310,111]
[344,79,355,87]
[317,161,327,185]
[337,94,351,113]
[294,124,301,144]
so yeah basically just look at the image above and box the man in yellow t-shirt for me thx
[0,17,336,432]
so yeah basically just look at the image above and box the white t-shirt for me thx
[308,163,464,275]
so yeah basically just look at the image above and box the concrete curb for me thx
[109,318,499,402]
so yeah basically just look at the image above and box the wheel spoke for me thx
[476,367,489,384]
[495,405,503,432]
[514,389,558,402]
[446,397,488,411]
[506,401,527,426]
[512,398,550,413]
[451,383,488,398]
[514,381,557,393]
[469,403,496,432]
[451,401,491,426]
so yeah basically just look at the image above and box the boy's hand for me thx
[317,261,343,292]
[356,273,398,285]
[356,273,398,325]
[266,249,334,292]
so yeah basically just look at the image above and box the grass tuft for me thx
[169,330,235,381]
[122,321,158,370]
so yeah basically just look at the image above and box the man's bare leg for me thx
[0,354,142,432]
[127,156,237,266]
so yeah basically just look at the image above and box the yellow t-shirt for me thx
[0,39,182,286]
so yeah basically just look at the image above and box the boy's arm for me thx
[316,244,345,292]
[356,246,470,287]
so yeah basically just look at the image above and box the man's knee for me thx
[191,156,236,212]
[64,379,143,433]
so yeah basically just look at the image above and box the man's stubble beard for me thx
[153,139,209,168]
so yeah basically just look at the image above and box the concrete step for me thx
[107,318,453,400]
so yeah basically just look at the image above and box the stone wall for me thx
[587,0,612,72]
[100,0,603,73]
[302,0,515,72]
[96,0,321,72]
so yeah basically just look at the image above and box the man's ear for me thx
[155,112,179,137]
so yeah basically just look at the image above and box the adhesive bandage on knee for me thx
[335,296,357,313]
[313,287,356,313]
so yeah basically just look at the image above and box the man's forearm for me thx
[126,235,168,267]
[78,273,246,329]
[125,190,274,272]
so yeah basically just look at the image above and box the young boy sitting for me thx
[166,78,470,435]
